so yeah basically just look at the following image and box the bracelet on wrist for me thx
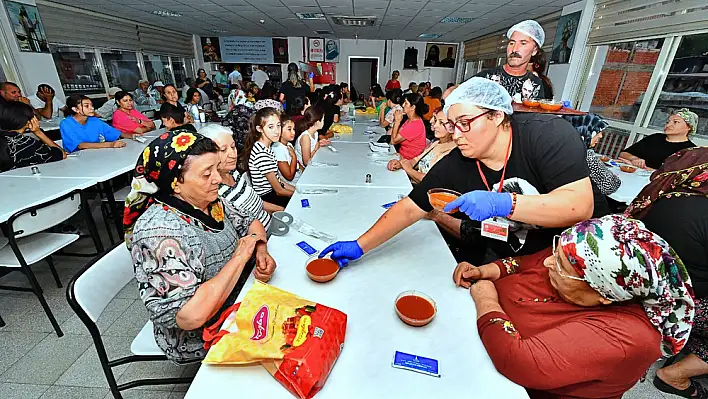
[507,192,518,218]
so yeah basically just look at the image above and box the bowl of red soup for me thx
[522,98,540,107]
[306,256,340,283]
[428,188,461,213]
[539,100,563,111]
[620,165,637,173]
[395,291,437,327]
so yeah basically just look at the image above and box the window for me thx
[143,54,174,85]
[648,32,708,137]
[172,57,195,88]
[587,39,665,124]
[100,50,141,92]
[50,45,105,95]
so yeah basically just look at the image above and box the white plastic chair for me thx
[67,243,193,398]
[0,190,103,336]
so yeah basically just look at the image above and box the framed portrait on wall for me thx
[551,11,582,64]
[272,38,288,63]
[424,43,457,68]
[325,39,339,62]
[5,1,49,52]
[201,36,222,62]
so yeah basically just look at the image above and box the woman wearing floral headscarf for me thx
[452,214,694,398]
[619,108,698,169]
[626,147,708,398]
[124,129,277,364]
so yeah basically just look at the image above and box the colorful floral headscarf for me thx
[674,108,698,135]
[124,126,225,249]
[625,147,708,219]
[560,214,694,357]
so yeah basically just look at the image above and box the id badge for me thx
[480,217,510,242]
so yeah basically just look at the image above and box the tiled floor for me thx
[0,204,698,398]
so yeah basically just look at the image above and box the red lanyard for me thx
[476,131,513,192]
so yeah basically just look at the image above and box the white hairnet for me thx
[507,20,545,47]
[443,77,513,115]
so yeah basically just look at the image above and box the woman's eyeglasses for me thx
[552,235,585,281]
[444,111,491,133]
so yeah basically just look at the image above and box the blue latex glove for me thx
[444,191,513,221]
[319,240,364,268]
[308,72,315,79]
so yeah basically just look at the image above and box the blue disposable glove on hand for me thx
[319,240,364,268]
[308,72,315,79]
[444,191,513,221]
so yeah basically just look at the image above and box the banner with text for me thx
[220,36,274,63]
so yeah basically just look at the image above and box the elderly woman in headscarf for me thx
[452,214,695,398]
[563,113,621,196]
[619,108,698,169]
[624,147,708,398]
[124,129,277,364]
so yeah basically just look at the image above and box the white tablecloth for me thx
[185,186,527,398]
[607,165,651,204]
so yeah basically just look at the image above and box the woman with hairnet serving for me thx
[320,78,594,268]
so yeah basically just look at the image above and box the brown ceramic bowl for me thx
[620,165,637,173]
[395,290,437,327]
[600,155,610,162]
[522,98,540,107]
[427,188,461,213]
[539,100,563,111]
[306,255,339,283]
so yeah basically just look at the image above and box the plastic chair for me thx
[67,243,193,399]
[0,190,103,337]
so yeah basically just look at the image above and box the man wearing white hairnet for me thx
[475,20,547,102]
[318,78,595,268]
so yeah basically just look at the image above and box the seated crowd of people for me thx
[1,18,707,399]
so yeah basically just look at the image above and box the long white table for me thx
[0,175,95,223]
[186,148,528,397]
[296,143,412,190]
[607,164,651,204]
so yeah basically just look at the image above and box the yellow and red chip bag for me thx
[203,281,347,399]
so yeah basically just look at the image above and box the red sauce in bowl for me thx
[396,295,435,320]
[307,258,339,276]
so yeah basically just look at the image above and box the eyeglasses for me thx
[432,116,454,133]
[552,235,585,281]
[444,111,491,133]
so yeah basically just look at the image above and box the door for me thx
[349,57,378,101]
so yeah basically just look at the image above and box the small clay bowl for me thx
[522,98,540,107]
[427,188,461,213]
[539,100,563,111]
[600,155,610,162]
[395,290,437,327]
[620,165,637,173]
[306,255,340,283]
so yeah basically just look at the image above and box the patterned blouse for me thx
[1,131,63,172]
[130,201,254,364]
[586,149,621,195]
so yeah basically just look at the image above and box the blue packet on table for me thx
[391,351,440,377]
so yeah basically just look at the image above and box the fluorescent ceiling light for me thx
[296,12,326,20]
[208,29,227,33]
[419,33,441,39]
[440,17,474,24]
[152,10,182,17]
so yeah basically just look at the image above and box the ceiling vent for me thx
[314,30,332,35]
[332,16,377,27]
[296,12,326,20]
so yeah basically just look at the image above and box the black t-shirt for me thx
[623,133,696,169]
[640,195,708,298]
[475,66,546,102]
[280,81,310,115]
[0,130,64,172]
[319,103,341,136]
[196,78,214,99]
[409,113,589,258]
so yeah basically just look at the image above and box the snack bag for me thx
[204,281,347,399]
